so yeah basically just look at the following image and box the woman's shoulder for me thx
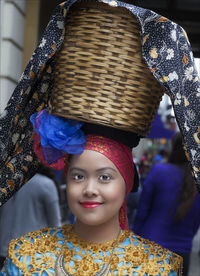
[148,163,182,178]
[8,224,70,250]
[4,225,70,275]
[151,163,172,171]
[127,230,180,257]
[123,230,182,275]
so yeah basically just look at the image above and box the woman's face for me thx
[66,150,126,227]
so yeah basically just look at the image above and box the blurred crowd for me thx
[128,132,200,276]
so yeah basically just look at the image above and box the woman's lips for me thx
[80,201,103,208]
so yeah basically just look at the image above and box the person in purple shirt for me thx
[133,132,200,276]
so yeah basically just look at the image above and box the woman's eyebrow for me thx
[68,167,86,173]
[96,167,117,173]
[69,167,117,173]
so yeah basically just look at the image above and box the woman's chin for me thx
[75,217,106,227]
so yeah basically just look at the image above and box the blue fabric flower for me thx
[30,110,85,163]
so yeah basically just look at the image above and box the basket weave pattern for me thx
[51,2,165,136]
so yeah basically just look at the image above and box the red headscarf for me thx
[34,133,134,229]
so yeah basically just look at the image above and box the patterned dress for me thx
[1,225,182,276]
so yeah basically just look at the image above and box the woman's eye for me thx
[99,175,112,181]
[72,174,84,181]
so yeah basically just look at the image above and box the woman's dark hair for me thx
[82,122,141,148]
[168,132,196,222]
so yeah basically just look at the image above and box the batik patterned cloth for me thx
[0,224,182,275]
[0,0,200,206]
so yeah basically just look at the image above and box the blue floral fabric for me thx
[30,109,86,163]
[0,0,200,205]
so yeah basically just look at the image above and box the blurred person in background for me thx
[153,148,169,165]
[0,165,62,269]
[133,132,200,276]
[138,149,154,184]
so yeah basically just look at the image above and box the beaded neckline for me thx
[55,224,126,276]
[61,224,130,249]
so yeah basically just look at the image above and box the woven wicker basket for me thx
[50,1,165,137]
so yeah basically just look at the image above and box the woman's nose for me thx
[83,179,98,197]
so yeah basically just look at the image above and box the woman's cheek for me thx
[103,183,125,203]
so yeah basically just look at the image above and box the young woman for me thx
[1,110,182,275]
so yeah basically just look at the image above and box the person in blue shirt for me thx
[134,132,200,276]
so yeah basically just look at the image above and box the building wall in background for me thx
[0,0,39,115]
[22,0,39,70]
[0,0,26,114]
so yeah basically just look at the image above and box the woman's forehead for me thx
[69,150,117,170]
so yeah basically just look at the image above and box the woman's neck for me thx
[73,220,121,243]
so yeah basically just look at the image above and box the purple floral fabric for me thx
[0,0,200,205]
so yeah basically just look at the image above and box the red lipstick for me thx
[80,201,102,208]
